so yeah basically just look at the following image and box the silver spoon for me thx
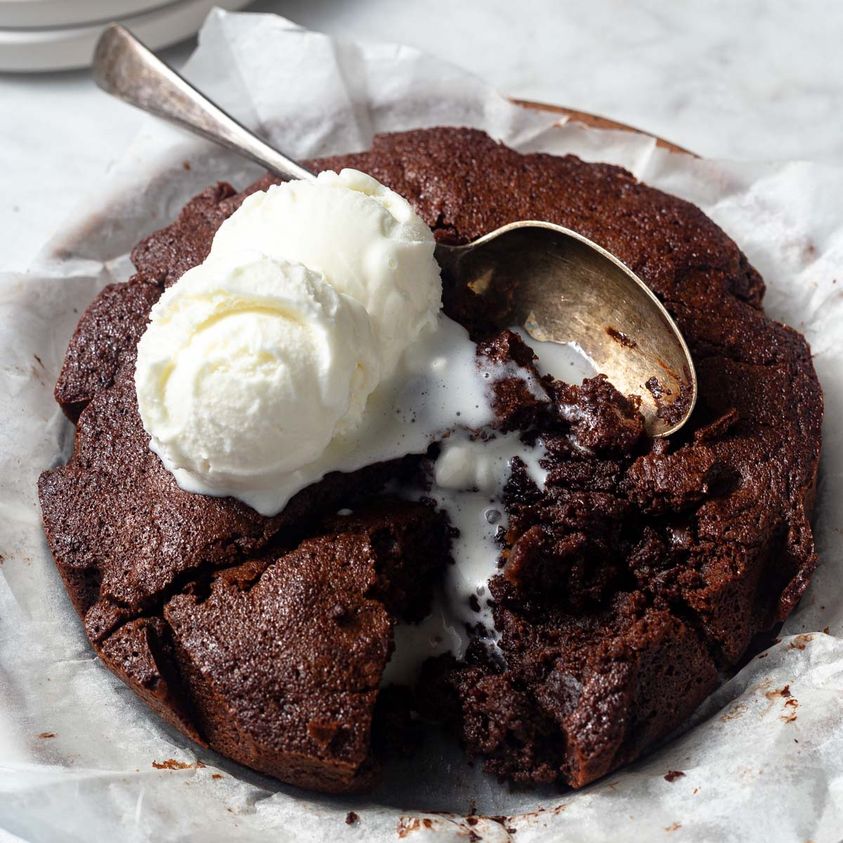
[92,24,696,437]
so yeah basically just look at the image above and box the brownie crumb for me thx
[765,684,792,700]
[607,326,637,348]
[152,759,192,770]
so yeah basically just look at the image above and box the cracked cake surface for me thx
[39,127,822,794]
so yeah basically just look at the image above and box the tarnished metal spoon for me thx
[92,24,696,437]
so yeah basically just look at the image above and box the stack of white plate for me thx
[0,0,252,72]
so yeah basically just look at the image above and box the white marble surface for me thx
[2,0,843,271]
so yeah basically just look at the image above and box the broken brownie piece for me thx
[423,591,717,788]
[165,533,404,792]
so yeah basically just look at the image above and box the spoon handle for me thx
[92,24,314,182]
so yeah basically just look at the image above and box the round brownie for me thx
[38,127,822,794]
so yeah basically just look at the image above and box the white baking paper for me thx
[1,10,842,842]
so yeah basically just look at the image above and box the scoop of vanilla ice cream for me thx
[135,253,380,514]
[209,169,442,375]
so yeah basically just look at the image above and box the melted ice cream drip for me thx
[382,431,549,685]
[433,431,548,647]
[511,325,597,383]
[383,328,596,684]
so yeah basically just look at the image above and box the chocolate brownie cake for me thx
[39,127,822,794]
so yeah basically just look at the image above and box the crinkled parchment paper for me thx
[1,11,841,842]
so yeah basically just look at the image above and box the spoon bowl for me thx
[435,223,696,436]
[93,23,697,436]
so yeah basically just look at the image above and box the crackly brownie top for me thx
[39,127,822,793]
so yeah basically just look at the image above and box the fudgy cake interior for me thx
[39,128,822,794]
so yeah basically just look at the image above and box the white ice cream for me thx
[135,168,451,516]
[210,169,442,376]
[135,253,381,513]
